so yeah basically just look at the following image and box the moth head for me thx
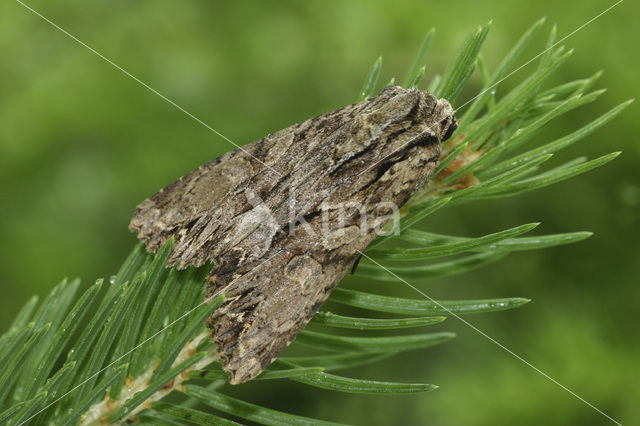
[418,92,457,143]
[342,86,457,159]
[439,110,458,142]
[377,86,458,143]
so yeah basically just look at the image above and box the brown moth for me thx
[129,86,457,383]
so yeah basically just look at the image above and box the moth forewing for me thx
[129,86,457,383]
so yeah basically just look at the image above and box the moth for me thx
[129,86,457,383]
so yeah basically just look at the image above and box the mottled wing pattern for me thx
[129,99,367,269]
[129,86,457,383]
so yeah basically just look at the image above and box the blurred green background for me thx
[1,0,638,424]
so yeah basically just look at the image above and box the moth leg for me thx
[350,253,363,275]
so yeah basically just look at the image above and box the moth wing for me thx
[209,223,364,384]
[129,148,254,267]
[129,99,367,269]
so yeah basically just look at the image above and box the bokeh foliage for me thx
[1,1,638,424]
